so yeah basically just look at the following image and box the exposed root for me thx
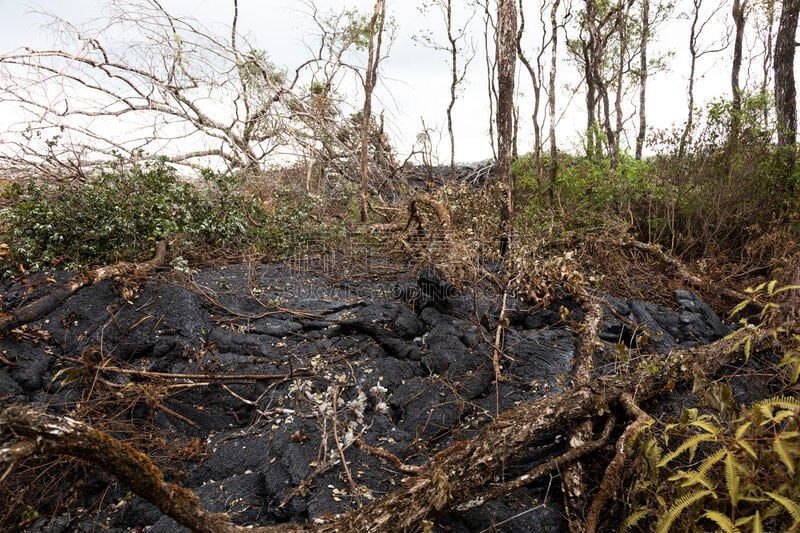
[584,394,654,533]
[0,242,168,336]
[561,293,603,532]
[456,416,615,512]
[353,438,422,475]
[0,405,246,533]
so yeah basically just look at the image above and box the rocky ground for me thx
[0,248,741,532]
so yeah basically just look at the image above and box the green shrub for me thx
[0,160,283,273]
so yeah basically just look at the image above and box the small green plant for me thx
[726,281,800,384]
[19,505,38,525]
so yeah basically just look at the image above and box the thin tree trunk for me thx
[761,0,775,128]
[496,0,518,233]
[517,0,543,191]
[582,23,597,158]
[447,0,458,182]
[548,0,560,207]
[680,0,702,157]
[730,0,747,144]
[635,0,650,159]
[482,3,498,160]
[613,0,629,164]
[359,0,387,223]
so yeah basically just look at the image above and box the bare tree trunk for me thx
[496,0,518,234]
[599,75,617,168]
[481,2,498,160]
[359,0,387,223]
[581,21,598,158]
[635,0,650,159]
[517,0,547,195]
[760,0,776,128]
[774,0,800,193]
[446,0,458,181]
[548,0,560,208]
[611,0,630,171]
[679,0,703,157]
[730,0,747,144]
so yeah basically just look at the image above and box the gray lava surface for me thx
[0,256,734,532]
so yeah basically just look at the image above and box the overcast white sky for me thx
[0,0,764,164]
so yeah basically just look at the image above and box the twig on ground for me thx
[332,386,362,507]
[456,415,615,511]
[624,239,746,301]
[492,291,509,383]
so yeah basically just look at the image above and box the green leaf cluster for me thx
[0,160,285,273]
[623,397,800,532]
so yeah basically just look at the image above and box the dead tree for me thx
[476,0,499,160]
[416,1,476,182]
[0,0,306,176]
[547,0,561,207]
[516,0,548,196]
[730,0,748,145]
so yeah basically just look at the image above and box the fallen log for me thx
[0,241,168,336]
[0,325,772,532]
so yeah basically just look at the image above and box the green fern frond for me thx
[734,421,752,440]
[697,448,727,477]
[724,451,741,506]
[774,436,796,474]
[657,433,717,467]
[736,438,758,460]
[778,349,800,384]
[729,299,751,318]
[655,489,714,533]
[765,491,800,525]
[766,280,779,296]
[703,510,738,532]
[750,510,763,533]
[643,438,663,478]
[690,418,723,435]
[772,283,800,295]
[753,395,800,415]
[619,507,649,533]
[667,468,716,491]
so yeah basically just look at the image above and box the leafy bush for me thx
[0,160,283,273]
[513,92,798,267]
